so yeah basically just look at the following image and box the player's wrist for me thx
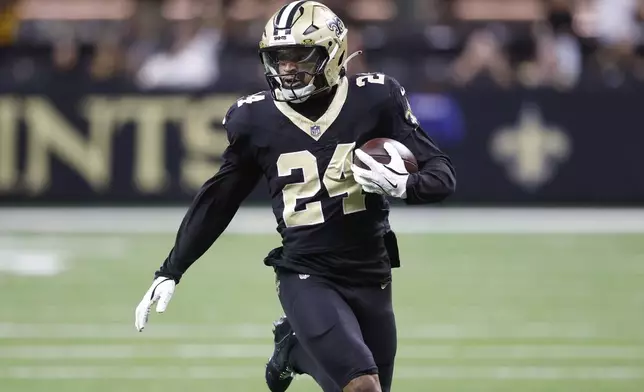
[397,174,409,199]
[154,271,181,285]
[403,172,418,199]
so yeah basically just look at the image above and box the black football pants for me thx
[276,268,397,391]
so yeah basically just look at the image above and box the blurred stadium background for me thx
[1,0,644,391]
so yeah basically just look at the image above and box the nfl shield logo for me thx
[310,125,321,137]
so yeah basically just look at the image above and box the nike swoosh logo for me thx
[149,278,172,300]
[384,166,407,176]
[385,178,397,189]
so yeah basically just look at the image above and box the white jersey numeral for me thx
[237,93,266,107]
[356,73,385,87]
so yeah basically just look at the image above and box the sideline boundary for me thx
[1,207,644,234]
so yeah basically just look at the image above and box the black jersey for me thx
[156,73,455,285]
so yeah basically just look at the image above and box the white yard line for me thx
[0,365,259,380]
[0,344,271,359]
[2,208,644,234]
[2,344,644,360]
[0,323,268,339]
[403,345,644,360]
[393,366,644,380]
[1,366,643,380]
[0,322,636,340]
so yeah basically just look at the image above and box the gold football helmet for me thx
[259,1,358,103]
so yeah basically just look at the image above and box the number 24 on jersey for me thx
[277,143,365,228]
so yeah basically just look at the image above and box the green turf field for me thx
[1,232,643,391]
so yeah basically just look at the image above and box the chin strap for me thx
[342,50,363,70]
[278,82,316,103]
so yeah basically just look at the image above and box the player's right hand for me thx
[134,277,176,332]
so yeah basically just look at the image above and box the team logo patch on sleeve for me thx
[405,108,419,127]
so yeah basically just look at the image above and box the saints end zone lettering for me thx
[0,95,237,195]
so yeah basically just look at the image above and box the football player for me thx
[134,1,456,392]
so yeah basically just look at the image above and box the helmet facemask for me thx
[259,45,331,103]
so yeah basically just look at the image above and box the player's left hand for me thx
[351,142,409,199]
[134,277,176,332]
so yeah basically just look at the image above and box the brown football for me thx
[354,138,418,173]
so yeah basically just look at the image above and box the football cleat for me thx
[265,316,297,392]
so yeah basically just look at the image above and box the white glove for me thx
[351,142,410,199]
[134,277,176,332]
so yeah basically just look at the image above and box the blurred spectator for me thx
[91,30,124,81]
[450,27,513,88]
[0,0,18,46]
[345,0,397,21]
[594,0,640,85]
[322,0,378,74]
[51,26,79,73]
[633,0,644,81]
[135,1,223,90]
[453,0,543,21]
[520,0,581,90]
[15,0,133,44]
[413,0,454,23]
[123,0,165,77]
[226,0,283,22]
[4,0,644,91]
